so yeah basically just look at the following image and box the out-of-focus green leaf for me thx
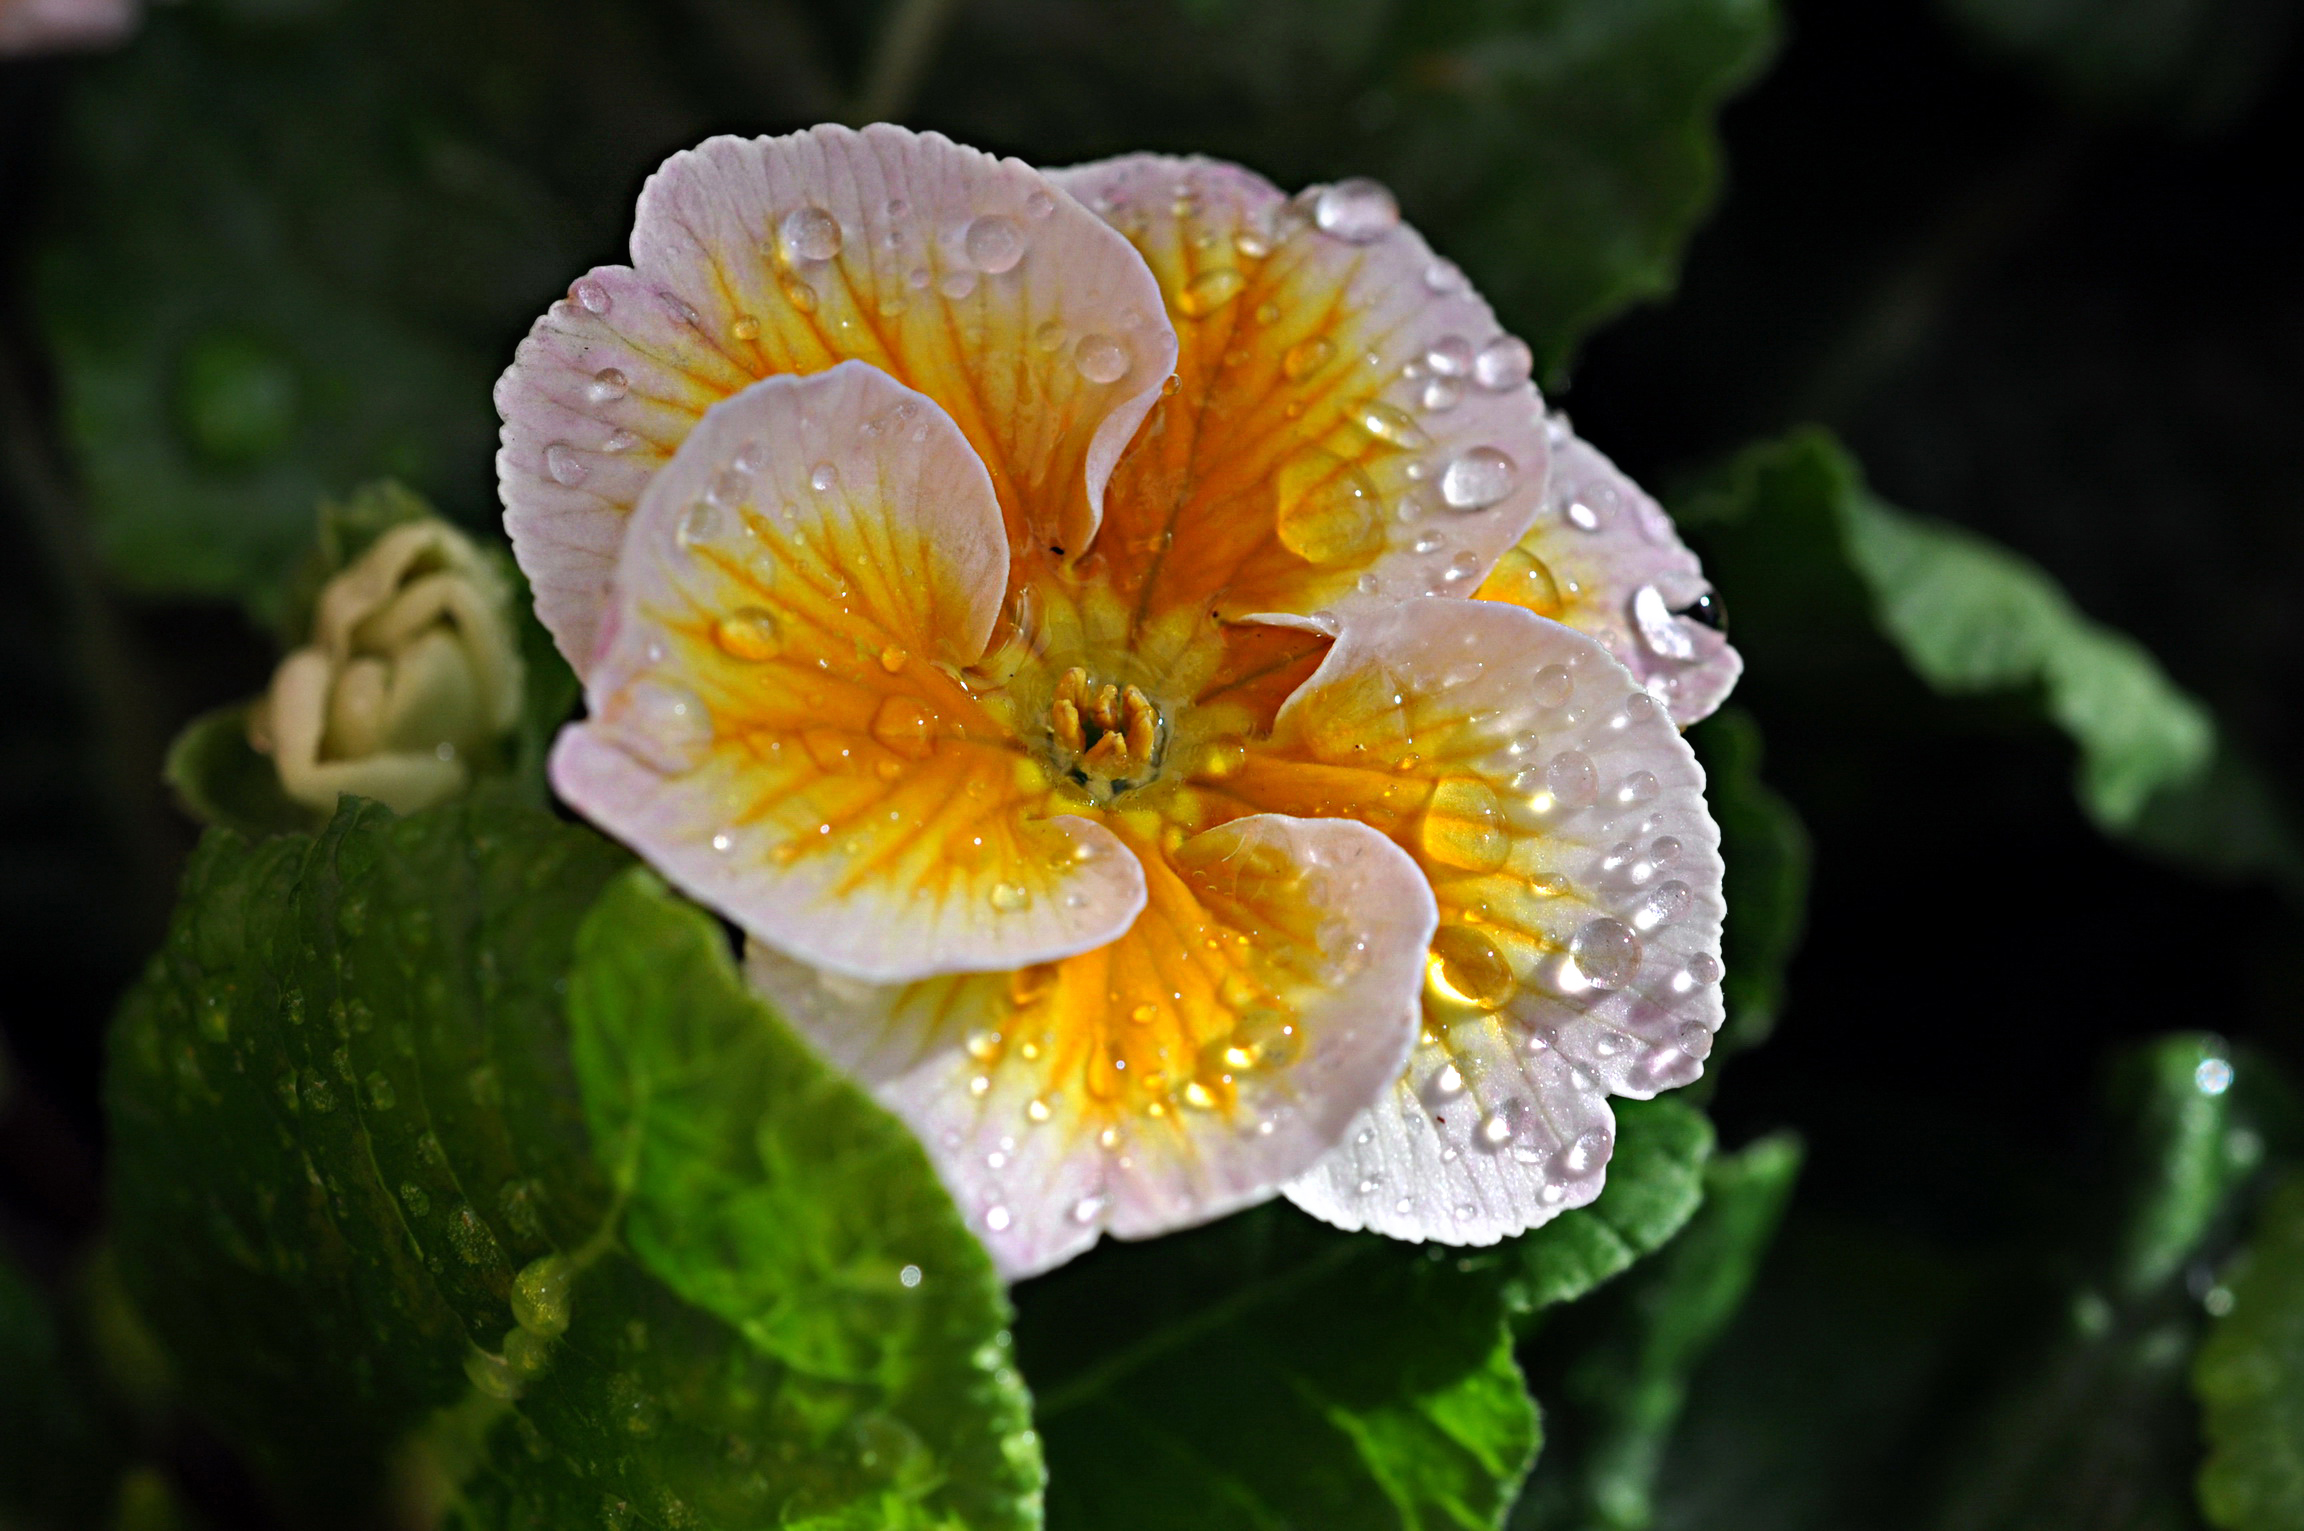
[1677,430,2255,851]
[1513,1132,1802,1531]
[931,0,1780,377]
[161,704,321,840]
[107,789,1038,1529]
[566,870,1043,1529]
[1686,709,1809,1057]
[1016,1204,1538,1530]
[1941,0,2301,130]
[2196,1174,2304,1531]
[2109,1034,2254,1299]
[1506,1098,1716,1324]
[0,1253,129,1531]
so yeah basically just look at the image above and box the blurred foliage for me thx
[0,1252,128,1531]
[1685,710,1809,1058]
[2195,1175,2304,1531]
[1940,0,2302,129]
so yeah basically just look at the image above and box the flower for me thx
[499,126,1738,1277]
[0,0,135,55]
[251,519,524,816]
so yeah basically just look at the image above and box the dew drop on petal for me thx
[713,607,782,661]
[1313,178,1399,242]
[780,205,842,263]
[675,501,723,549]
[1274,450,1385,565]
[1176,266,1246,318]
[1473,335,1534,390]
[1427,924,1516,1010]
[586,367,629,405]
[544,442,587,486]
[1426,336,1472,376]
[1545,750,1598,806]
[1070,1194,1106,1224]
[1615,771,1660,807]
[1632,584,1698,660]
[1439,447,1515,511]
[1568,918,1642,990]
[1634,880,1693,932]
[964,214,1026,273]
[616,682,713,774]
[899,1263,923,1287]
[1357,402,1429,449]
[572,277,611,315]
[984,1205,1012,1232]
[989,882,1032,913]
[1073,334,1131,385]
[1026,190,1056,219]
[1530,664,1574,708]
[809,462,839,493]
[1282,335,1335,380]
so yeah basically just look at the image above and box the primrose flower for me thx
[0,0,134,55]
[499,126,1738,1277]
[252,520,524,816]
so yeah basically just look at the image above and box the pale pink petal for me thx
[500,123,1177,672]
[0,0,135,54]
[1480,422,1742,726]
[1044,154,1550,628]
[747,813,1434,1279]
[552,362,1145,982]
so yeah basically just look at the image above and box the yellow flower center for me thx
[1047,667,1167,802]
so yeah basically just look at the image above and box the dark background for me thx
[2,0,2298,1523]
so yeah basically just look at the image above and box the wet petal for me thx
[1479,422,1741,726]
[747,814,1433,1278]
[1045,155,1549,630]
[1196,598,1724,1242]
[551,363,1145,982]
[500,123,1177,671]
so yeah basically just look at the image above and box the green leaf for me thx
[1679,430,2229,839]
[1505,1097,1716,1323]
[2196,1174,2304,1531]
[566,869,1043,1530]
[1513,1132,1802,1531]
[106,790,1037,1529]
[927,0,1781,375]
[162,704,324,840]
[1685,710,1810,1058]
[1016,1204,1538,1530]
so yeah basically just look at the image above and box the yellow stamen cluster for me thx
[1049,665,1164,796]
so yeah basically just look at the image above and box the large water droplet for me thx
[1073,334,1131,385]
[1473,336,1533,391]
[964,214,1026,273]
[1313,178,1399,242]
[780,205,842,263]
[544,442,588,486]
[1631,583,1697,660]
[1568,917,1642,990]
[1530,663,1574,708]
[713,607,782,661]
[1440,447,1515,511]
[1274,449,1385,565]
[1427,924,1516,1010]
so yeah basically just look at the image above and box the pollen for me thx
[1048,666,1166,799]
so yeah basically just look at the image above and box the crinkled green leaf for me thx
[931,0,1778,377]
[2196,1174,2304,1531]
[566,869,1043,1530]
[106,789,1036,1529]
[1686,709,1809,1058]
[1506,1098,1716,1324]
[1016,1204,1538,1530]
[1513,1132,1801,1531]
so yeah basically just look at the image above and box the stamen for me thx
[1047,672,1167,799]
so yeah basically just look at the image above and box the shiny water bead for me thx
[1421,776,1508,871]
[988,882,1032,913]
[1073,333,1131,384]
[713,607,782,661]
[809,462,839,493]
[1425,259,1466,293]
[1357,402,1429,449]
[1176,265,1247,318]
[1312,177,1399,243]
[510,1254,575,1337]
[779,273,819,312]
[939,269,978,300]
[1439,447,1515,511]
[1274,450,1386,565]
[1426,336,1472,376]
[1282,335,1335,380]
[1545,749,1598,806]
[729,314,761,341]
[1473,335,1534,391]
[1420,376,1464,412]
[543,442,587,487]
[1530,663,1574,708]
[1614,770,1660,807]
[1427,924,1516,1010]
[618,682,712,773]
[1631,584,1697,660]
[572,277,612,314]
[1634,880,1693,932]
[779,204,842,263]
[586,367,629,404]
[964,214,1026,273]
[1568,917,1642,990]
[675,500,723,548]
[1554,1126,1611,1179]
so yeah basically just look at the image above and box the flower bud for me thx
[250,520,523,816]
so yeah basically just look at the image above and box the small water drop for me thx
[964,214,1026,273]
[572,277,612,315]
[1073,333,1131,384]
[1631,584,1698,661]
[810,461,839,493]
[1282,335,1335,380]
[1312,178,1399,242]
[1357,401,1429,449]
[586,367,629,405]
[899,1263,924,1288]
[1070,1195,1106,1224]
[1616,771,1661,807]
[544,442,588,487]
[1568,918,1642,990]
[713,608,781,661]
[989,882,1032,913]
[511,1254,575,1338]
[1545,750,1598,807]
[1440,447,1516,511]
[1634,880,1693,932]
[780,205,842,263]
[1426,336,1472,376]
[939,267,979,300]
[1472,335,1533,391]
[1530,664,1574,708]
[1176,266,1246,318]
[985,1205,1013,1232]
[1025,190,1056,219]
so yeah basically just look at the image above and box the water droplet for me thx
[984,1205,1013,1232]
[1616,771,1660,807]
[729,314,761,341]
[1554,1126,1612,1180]
[1312,178,1399,242]
[707,468,750,508]
[1685,951,1722,986]
[1677,588,1727,633]
[1425,259,1465,292]
[871,695,937,759]
[1282,335,1335,380]
[573,277,612,315]
[899,1263,924,1287]
[1421,777,1508,872]
[1176,266,1246,318]
[1473,336,1533,390]
[616,682,713,773]
[964,214,1026,273]
[1631,583,1698,661]
[939,267,979,300]
[2196,1057,2234,1095]
[1274,449,1385,565]
[512,1254,575,1337]
[1420,376,1464,412]
[780,205,842,263]
[1070,1194,1106,1224]
[1545,750,1598,806]
[1568,918,1642,990]
[1356,401,1429,449]
[1476,1111,1516,1150]
[1073,334,1130,384]
[1026,190,1056,219]
[1426,336,1472,376]
[603,428,640,454]
[1440,447,1516,511]
[713,607,782,661]
[586,367,629,405]
[676,500,723,548]
[1026,1097,1052,1123]
[465,1347,523,1401]
[1427,924,1516,1010]
[1634,880,1693,932]
[544,442,588,487]
[989,882,1032,913]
